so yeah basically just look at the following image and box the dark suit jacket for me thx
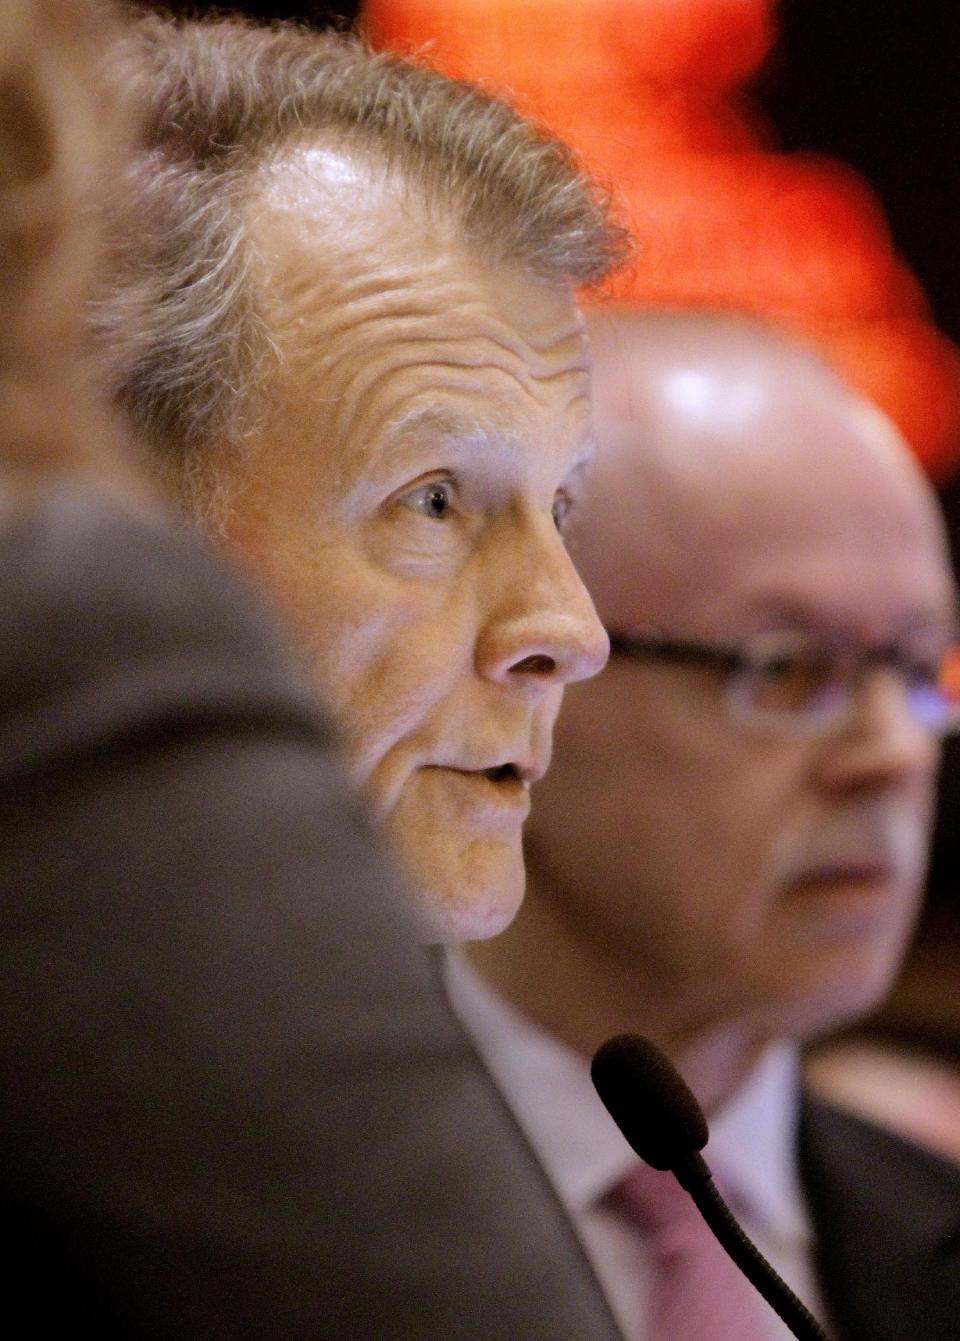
[0,489,621,1340]
[800,1092,960,1341]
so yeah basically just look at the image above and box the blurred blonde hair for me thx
[0,0,141,489]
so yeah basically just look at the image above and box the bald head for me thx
[575,310,950,638]
[471,308,957,1086]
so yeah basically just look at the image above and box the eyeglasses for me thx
[606,628,960,737]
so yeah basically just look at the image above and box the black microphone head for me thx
[591,1032,709,1171]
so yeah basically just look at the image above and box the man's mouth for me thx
[789,859,893,891]
[415,761,532,825]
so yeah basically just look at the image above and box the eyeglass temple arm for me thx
[606,632,744,671]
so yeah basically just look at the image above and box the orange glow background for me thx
[365,0,960,481]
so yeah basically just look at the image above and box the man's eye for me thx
[552,493,572,531]
[753,651,836,713]
[904,653,947,689]
[400,481,454,519]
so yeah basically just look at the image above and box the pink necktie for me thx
[610,1160,771,1341]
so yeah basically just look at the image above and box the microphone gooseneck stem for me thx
[674,1153,832,1341]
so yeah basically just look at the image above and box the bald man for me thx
[452,311,960,1341]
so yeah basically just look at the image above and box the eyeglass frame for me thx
[605,626,960,738]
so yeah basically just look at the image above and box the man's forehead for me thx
[576,364,954,636]
[257,142,401,229]
[251,149,584,340]
[597,495,952,648]
[251,144,407,281]
[245,211,590,455]
[585,323,934,534]
[266,144,372,192]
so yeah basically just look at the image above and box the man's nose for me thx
[817,668,942,791]
[475,517,609,687]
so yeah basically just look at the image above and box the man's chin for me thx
[404,849,526,945]
[771,943,906,1040]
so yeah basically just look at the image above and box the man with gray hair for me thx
[2,3,636,1337]
[95,14,622,942]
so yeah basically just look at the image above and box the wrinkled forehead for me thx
[242,150,593,499]
[249,144,588,365]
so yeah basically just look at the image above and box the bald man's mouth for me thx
[789,859,893,891]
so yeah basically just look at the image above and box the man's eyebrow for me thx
[908,608,960,643]
[380,405,597,476]
[738,595,960,641]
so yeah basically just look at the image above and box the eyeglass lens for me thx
[740,642,960,732]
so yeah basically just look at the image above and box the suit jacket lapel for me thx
[799,1091,960,1341]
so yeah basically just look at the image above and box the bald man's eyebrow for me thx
[736,595,960,641]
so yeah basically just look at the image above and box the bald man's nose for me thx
[818,670,941,791]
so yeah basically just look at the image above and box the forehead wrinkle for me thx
[253,145,588,345]
[332,357,591,470]
[293,304,590,451]
[265,256,454,340]
[254,201,588,377]
[273,271,588,380]
[324,324,586,394]
[250,182,592,477]
[262,275,590,461]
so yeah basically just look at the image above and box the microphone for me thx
[591,1033,832,1341]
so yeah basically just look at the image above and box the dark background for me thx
[764,1,960,907]
[138,0,960,914]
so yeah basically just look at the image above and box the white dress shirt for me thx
[445,950,830,1340]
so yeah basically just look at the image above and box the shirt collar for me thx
[445,948,633,1218]
[707,1044,811,1247]
[445,948,811,1250]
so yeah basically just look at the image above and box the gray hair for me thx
[92,15,626,518]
